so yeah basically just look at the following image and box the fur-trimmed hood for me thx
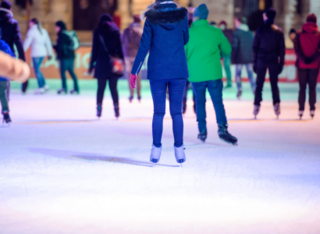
[144,3,188,25]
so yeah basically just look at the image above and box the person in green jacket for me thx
[185,4,238,145]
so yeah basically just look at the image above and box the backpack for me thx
[63,30,80,51]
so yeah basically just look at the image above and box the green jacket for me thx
[185,20,231,82]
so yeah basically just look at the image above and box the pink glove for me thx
[130,74,137,89]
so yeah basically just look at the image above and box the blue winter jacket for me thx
[0,39,14,81]
[131,3,189,80]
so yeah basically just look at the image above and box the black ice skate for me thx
[310,110,315,119]
[114,104,120,119]
[129,95,133,103]
[218,124,238,145]
[197,131,207,143]
[57,88,67,94]
[237,90,242,100]
[253,105,260,119]
[97,105,102,118]
[70,89,79,94]
[274,103,280,119]
[298,110,303,120]
[2,112,11,124]
[138,96,141,103]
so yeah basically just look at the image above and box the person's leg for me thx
[308,68,319,111]
[32,57,44,88]
[191,81,208,133]
[0,81,9,113]
[168,78,186,147]
[150,79,167,148]
[59,59,68,91]
[235,64,243,91]
[254,66,267,106]
[97,79,107,105]
[182,80,189,112]
[38,57,46,87]
[297,68,308,111]
[207,79,227,125]
[246,63,256,92]
[108,76,119,107]
[268,65,281,105]
[67,59,79,92]
[224,56,232,87]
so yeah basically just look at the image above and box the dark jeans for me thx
[0,81,9,113]
[182,80,196,108]
[235,64,255,92]
[223,56,232,86]
[191,79,227,133]
[254,64,280,106]
[298,68,319,111]
[97,77,119,106]
[33,57,46,88]
[60,59,79,91]
[150,78,186,148]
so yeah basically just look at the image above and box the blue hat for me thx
[194,4,209,20]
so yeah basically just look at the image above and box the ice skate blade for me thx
[220,137,238,146]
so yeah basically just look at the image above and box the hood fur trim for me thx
[145,7,187,24]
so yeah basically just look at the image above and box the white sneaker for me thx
[34,88,45,94]
[174,146,186,164]
[44,85,49,92]
[150,145,162,163]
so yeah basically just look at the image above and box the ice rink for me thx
[1,79,320,234]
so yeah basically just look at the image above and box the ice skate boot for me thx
[274,103,280,119]
[57,88,67,94]
[70,89,79,94]
[150,145,162,163]
[44,85,50,92]
[34,88,45,95]
[218,124,238,145]
[138,96,141,103]
[298,110,303,120]
[174,145,186,164]
[237,90,242,100]
[114,104,120,119]
[310,110,315,119]
[2,112,11,124]
[97,104,102,118]
[197,130,207,143]
[253,105,260,119]
[129,95,133,103]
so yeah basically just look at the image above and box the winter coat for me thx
[0,10,25,61]
[89,22,124,79]
[222,28,233,44]
[253,22,285,67]
[232,24,254,64]
[185,19,231,82]
[54,30,75,60]
[294,22,320,69]
[131,3,189,80]
[121,23,143,58]
[0,39,14,81]
[23,25,53,58]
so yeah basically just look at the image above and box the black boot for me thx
[197,130,207,143]
[22,80,28,93]
[114,104,120,119]
[3,111,11,124]
[97,104,102,118]
[274,103,280,119]
[218,124,238,145]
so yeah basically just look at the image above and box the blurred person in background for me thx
[89,14,124,119]
[122,14,143,103]
[232,17,255,99]
[24,18,53,94]
[289,28,296,42]
[54,21,79,95]
[185,4,238,145]
[253,8,285,119]
[219,20,233,88]
[294,14,320,119]
[0,0,26,93]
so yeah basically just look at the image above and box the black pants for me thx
[60,59,79,91]
[97,77,119,106]
[182,80,196,107]
[254,65,280,106]
[298,68,319,111]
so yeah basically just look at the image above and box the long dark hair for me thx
[30,18,43,34]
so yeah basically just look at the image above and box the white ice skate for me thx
[253,105,260,119]
[150,145,162,163]
[174,146,186,164]
[34,88,45,95]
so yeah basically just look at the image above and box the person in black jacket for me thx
[219,21,233,88]
[232,17,255,99]
[0,1,26,93]
[54,21,79,94]
[89,14,124,119]
[252,8,285,119]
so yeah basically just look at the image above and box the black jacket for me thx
[232,27,254,64]
[253,23,285,67]
[54,30,75,60]
[222,29,233,44]
[0,10,25,61]
[89,23,124,79]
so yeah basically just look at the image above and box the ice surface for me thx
[0,80,320,233]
